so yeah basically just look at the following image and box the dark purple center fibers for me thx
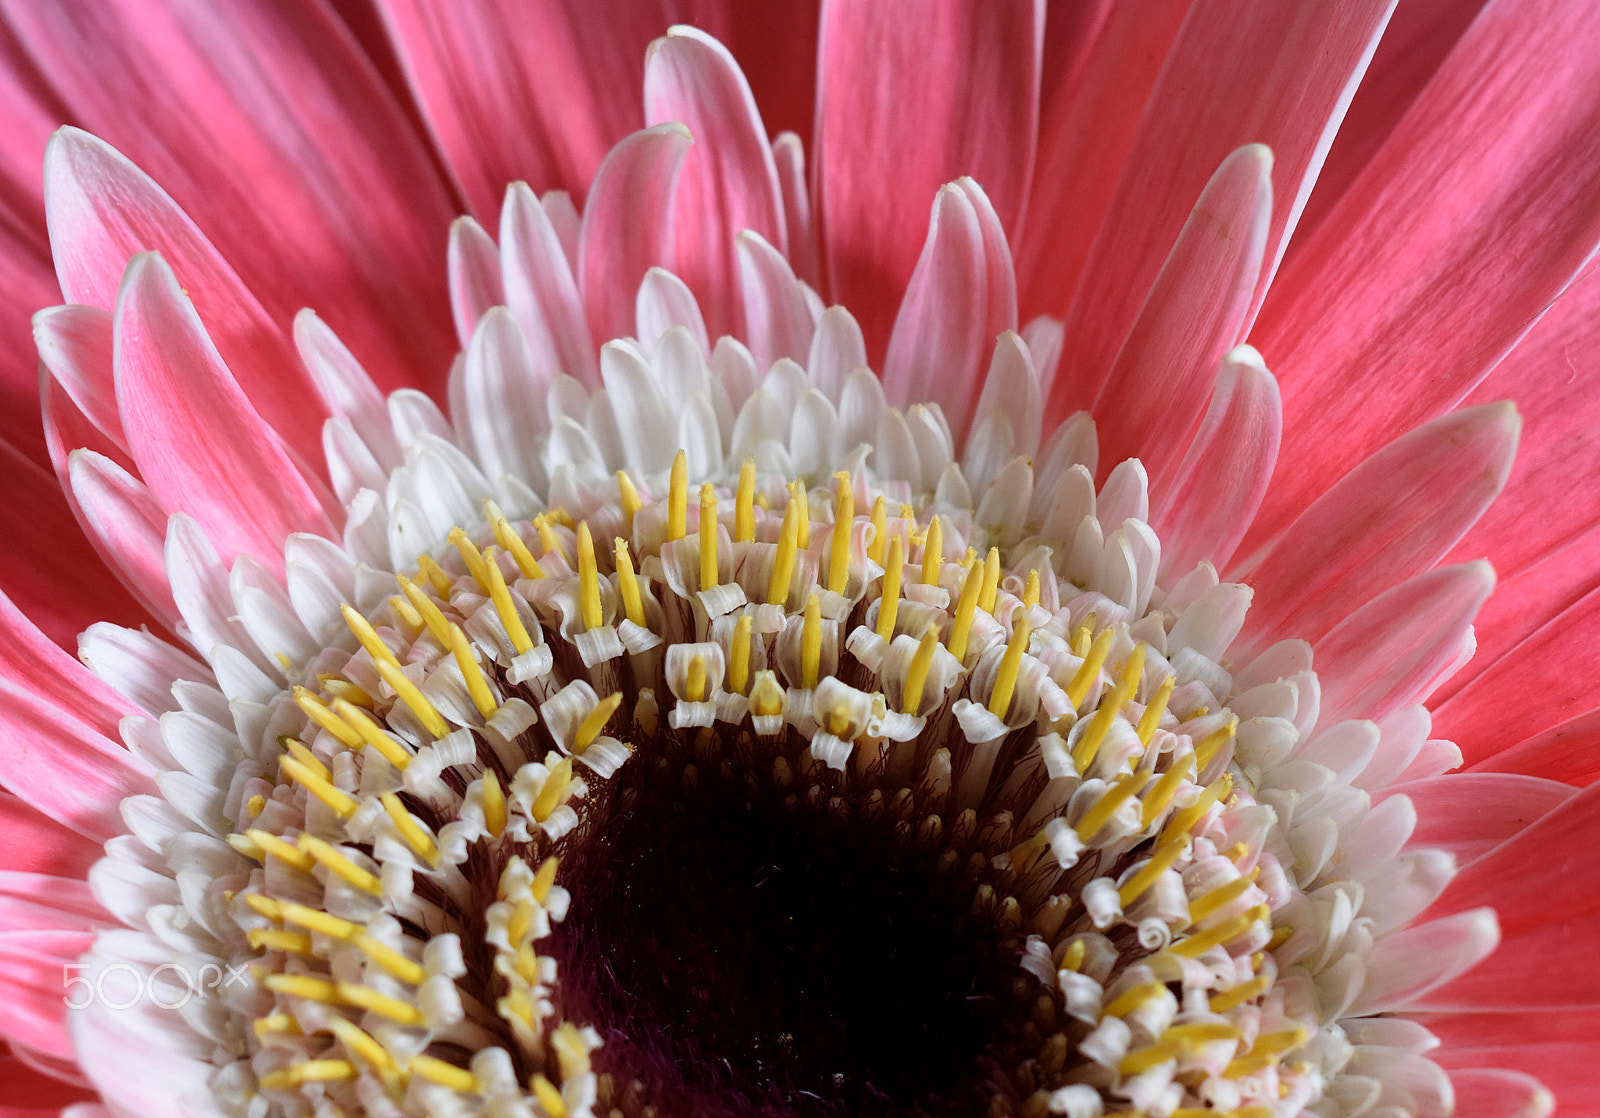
[549,750,1039,1118]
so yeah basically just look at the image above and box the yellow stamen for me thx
[487,500,545,579]
[280,735,329,779]
[685,654,709,703]
[1267,924,1294,950]
[699,483,719,591]
[1195,717,1240,769]
[374,658,450,739]
[767,498,801,606]
[947,560,983,663]
[380,792,439,865]
[1171,903,1271,957]
[480,545,535,653]
[790,479,810,548]
[321,677,373,708]
[1058,939,1087,974]
[987,614,1032,719]
[1075,771,1149,842]
[531,855,560,905]
[612,538,648,627]
[412,552,451,598]
[298,835,384,895]
[1208,974,1271,1013]
[749,671,785,718]
[1188,868,1261,923]
[533,513,564,561]
[337,981,425,1025]
[448,624,499,718]
[279,902,356,940]
[244,893,283,920]
[866,495,888,564]
[1071,645,1144,773]
[410,1053,480,1093]
[332,698,412,770]
[666,449,688,541]
[253,1013,298,1039]
[279,756,357,818]
[828,472,853,594]
[1117,833,1190,907]
[1021,568,1040,609]
[349,932,425,988]
[388,593,424,631]
[531,1073,568,1118]
[901,623,941,715]
[1102,981,1167,1018]
[800,593,823,690]
[730,614,752,696]
[1138,675,1177,746]
[573,692,622,751]
[264,973,343,1004]
[978,547,1001,613]
[246,830,316,872]
[259,1060,357,1091]
[1224,1028,1308,1078]
[248,928,314,955]
[1160,773,1234,846]
[616,470,643,537]
[1066,626,1113,708]
[531,759,573,822]
[448,527,491,591]
[396,573,451,646]
[328,1017,395,1071]
[734,457,757,542]
[572,520,602,631]
[482,768,507,839]
[920,515,943,586]
[1164,1022,1242,1045]
[294,687,364,749]
[1139,754,1197,827]
[875,534,903,641]
[1119,1039,1191,1077]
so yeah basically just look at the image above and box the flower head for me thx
[0,6,1597,1118]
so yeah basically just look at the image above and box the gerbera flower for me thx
[0,4,1596,1118]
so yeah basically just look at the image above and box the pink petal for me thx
[1047,0,1392,419]
[12,0,457,395]
[1423,779,1600,1011]
[1469,707,1600,786]
[679,0,820,146]
[644,25,786,342]
[113,253,337,570]
[0,1046,94,1106]
[0,930,94,1061]
[1433,582,1600,767]
[43,129,327,472]
[881,180,1017,442]
[1422,1014,1594,1115]
[1015,0,1187,319]
[577,123,693,351]
[772,132,820,290]
[447,215,504,348]
[737,230,814,375]
[1443,1070,1556,1118]
[815,0,1042,357]
[0,794,100,879]
[33,305,122,453]
[1153,346,1281,578]
[1313,561,1495,728]
[499,182,596,384]
[1234,403,1518,658]
[1094,144,1272,486]
[1245,0,1600,555]
[1350,907,1500,1015]
[66,450,179,632]
[372,0,663,215]
[1394,772,1577,867]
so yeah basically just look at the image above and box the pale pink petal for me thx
[815,0,1042,356]
[1015,0,1186,318]
[500,181,597,385]
[577,123,693,351]
[447,215,504,348]
[1235,403,1517,657]
[66,450,179,632]
[1047,0,1392,418]
[644,25,786,341]
[881,180,1017,442]
[1350,907,1500,1015]
[1246,0,1600,554]
[1153,346,1281,578]
[1421,1013,1596,1116]
[1094,144,1272,485]
[1423,779,1600,1010]
[1469,707,1600,786]
[292,310,400,469]
[1314,562,1495,728]
[1433,583,1600,766]
[1394,772,1576,867]
[113,253,337,570]
[10,0,458,395]
[372,0,665,215]
[736,230,814,374]
[32,305,122,453]
[635,267,709,357]
[43,130,327,472]
[772,132,820,289]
